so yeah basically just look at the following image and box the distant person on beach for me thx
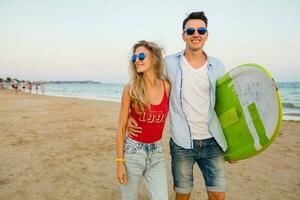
[35,84,39,93]
[28,82,32,93]
[127,12,236,200]
[12,80,18,93]
[22,81,26,91]
[116,40,170,200]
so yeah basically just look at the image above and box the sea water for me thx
[14,81,300,121]
[277,82,300,121]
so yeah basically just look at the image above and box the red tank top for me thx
[129,81,169,143]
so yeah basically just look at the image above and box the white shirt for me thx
[181,55,212,140]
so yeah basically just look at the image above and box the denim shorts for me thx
[120,137,168,200]
[170,137,226,193]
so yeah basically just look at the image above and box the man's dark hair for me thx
[182,11,208,30]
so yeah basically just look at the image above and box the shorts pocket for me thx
[206,139,224,158]
[156,142,163,153]
[124,138,140,154]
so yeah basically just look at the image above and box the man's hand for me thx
[127,116,142,137]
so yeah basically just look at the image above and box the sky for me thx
[0,0,299,83]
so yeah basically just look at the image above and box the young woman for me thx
[116,40,170,200]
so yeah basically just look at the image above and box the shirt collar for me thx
[177,49,212,69]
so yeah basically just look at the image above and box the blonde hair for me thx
[129,40,164,112]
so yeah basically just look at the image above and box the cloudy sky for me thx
[0,0,299,83]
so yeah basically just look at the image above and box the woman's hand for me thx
[127,116,142,137]
[117,163,127,184]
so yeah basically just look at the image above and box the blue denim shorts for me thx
[120,137,168,200]
[170,137,226,193]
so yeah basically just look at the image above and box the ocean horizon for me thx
[3,81,300,121]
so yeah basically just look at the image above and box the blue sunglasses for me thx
[184,27,207,36]
[132,52,145,62]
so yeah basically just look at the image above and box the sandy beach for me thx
[0,89,299,200]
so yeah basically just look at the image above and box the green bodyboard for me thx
[215,64,282,161]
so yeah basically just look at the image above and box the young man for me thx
[128,12,235,200]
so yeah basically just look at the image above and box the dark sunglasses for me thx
[131,52,145,62]
[184,27,207,36]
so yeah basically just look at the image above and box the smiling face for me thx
[182,19,208,52]
[133,46,153,74]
